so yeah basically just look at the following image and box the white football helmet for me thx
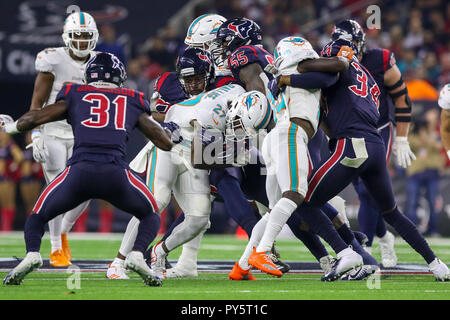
[62,12,99,58]
[185,14,226,52]
[274,36,319,74]
[438,83,450,110]
[226,91,271,140]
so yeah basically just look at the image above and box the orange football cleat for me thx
[61,233,71,262]
[49,249,72,267]
[248,247,282,277]
[229,262,256,280]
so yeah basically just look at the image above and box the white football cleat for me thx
[429,258,450,282]
[106,260,129,279]
[150,242,167,277]
[125,251,162,287]
[341,265,380,281]
[165,264,198,278]
[379,231,398,268]
[3,252,43,285]
[321,248,363,282]
[319,255,336,274]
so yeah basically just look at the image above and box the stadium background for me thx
[0,0,449,237]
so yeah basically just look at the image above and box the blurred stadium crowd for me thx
[1,0,449,236]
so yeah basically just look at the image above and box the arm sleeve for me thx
[289,72,339,89]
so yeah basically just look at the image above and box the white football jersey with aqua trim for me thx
[35,47,96,138]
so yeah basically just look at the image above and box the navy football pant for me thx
[305,137,436,263]
[353,122,393,246]
[25,161,160,253]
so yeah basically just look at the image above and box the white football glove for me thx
[0,114,17,133]
[392,136,416,168]
[28,130,49,163]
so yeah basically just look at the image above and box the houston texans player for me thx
[1,53,181,286]
[273,38,449,281]
[214,19,383,280]
[330,20,417,267]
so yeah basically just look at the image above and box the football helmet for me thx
[176,47,215,97]
[331,19,366,54]
[185,14,227,52]
[85,52,127,88]
[226,90,270,141]
[62,12,99,58]
[211,18,262,67]
[274,36,319,73]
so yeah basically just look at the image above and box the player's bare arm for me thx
[297,57,349,74]
[17,100,68,132]
[151,112,166,123]
[384,64,411,137]
[29,72,55,111]
[441,109,450,152]
[137,114,173,151]
[238,63,267,93]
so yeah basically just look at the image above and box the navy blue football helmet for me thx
[85,52,127,87]
[321,38,359,58]
[211,18,262,66]
[176,47,215,96]
[331,19,366,54]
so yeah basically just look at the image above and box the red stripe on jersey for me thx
[216,77,237,88]
[239,46,258,57]
[382,49,390,72]
[126,169,159,213]
[32,166,71,214]
[305,139,346,202]
[139,91,145,107]
[64,83,73,96]
[157,72,171,92]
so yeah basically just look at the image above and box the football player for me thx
[331,19,415,267]
[438,84,450,159]
[29,12,98,266]
[277,38,449,281]
[2,52,177,286]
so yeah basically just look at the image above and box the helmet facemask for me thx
[179,72,209,97]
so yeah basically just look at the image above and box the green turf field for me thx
[0,233,449,300]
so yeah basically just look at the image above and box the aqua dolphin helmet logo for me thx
[282,36,306,46]
[244,92,258,110]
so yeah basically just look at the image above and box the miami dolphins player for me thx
[29,11,98,266]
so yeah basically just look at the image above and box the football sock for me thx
[383,207,436,264]
[61,201,90,234]
[218,175,260,237]
[24,213,46,252]
[132,212,161,253]
[162,212,185,241]
[297,204,348,254]
[176,228,206,269]
[357,198,379,247]
[286,212,329,261]
[239,214,269,270]
[257,197,297,252]
[375,214,387,238]
[118,216,140,257]
[48,214,63,252]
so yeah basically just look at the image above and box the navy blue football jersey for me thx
[55,83,151,164]
[361,48,396,127]
[153,71,239,114]
[227,45,275,83]
[321,41,381,142]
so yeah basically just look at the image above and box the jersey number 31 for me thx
[81,93,127,130]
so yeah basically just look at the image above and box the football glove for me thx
[28,130,49,163]
[161,121,183,144]
[0,114,14,133]
[268,77,285,100]
[392,136,416,168]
